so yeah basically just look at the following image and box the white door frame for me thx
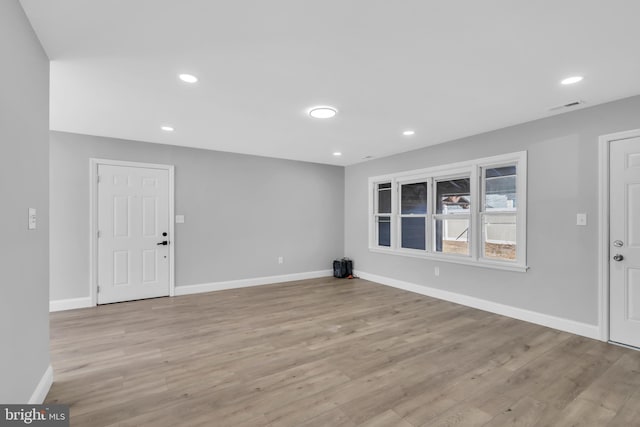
[598,128,640,342]
[89,158,175,306]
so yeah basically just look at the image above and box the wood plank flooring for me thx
[46,277,640,426]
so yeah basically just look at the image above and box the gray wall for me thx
[50,132,344,300]
[0,0,50,403]
[346,95,640,326]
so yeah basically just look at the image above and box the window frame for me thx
[397,177,431,254]
[433,173,474,258]
[373,181,393,248]
[368,151,527,272]
[479,162,520,263]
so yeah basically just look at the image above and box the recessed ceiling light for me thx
[403,130,415,136]
[333,152,342,156]
[161,126,174,132]
[178,73,198,83]
[561,76,583,85]
[309,106,338,119]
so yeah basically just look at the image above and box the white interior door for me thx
[97,164,170,304]
[610,136,640,348]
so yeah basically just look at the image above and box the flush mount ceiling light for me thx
[308,106,338,119]
[178,73,198,83]
[333,152,342,156]
[161,125,174,132]
[561,75,583,85]
[403,130,416,136]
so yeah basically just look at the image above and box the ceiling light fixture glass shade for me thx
[161,126,174,132]
[178,73,198,83]
[333,152,342,156]
[403,130,415,136]
[308,106,338,119]
[561,76,583,85]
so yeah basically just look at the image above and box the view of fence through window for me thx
[436,177,471,255]
[369,152,525,269]
[483,166,517,260]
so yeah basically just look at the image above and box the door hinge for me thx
[97,175,101,183]
[97,286,100,293]
[97,230,101,238]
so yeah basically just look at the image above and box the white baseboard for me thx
[28,364,53,404]
[49,297,92,312]
[50,271,333,310]
[174,270,333,296]
[355,270,601,340]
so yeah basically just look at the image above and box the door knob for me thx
[157,240,169,246]
[613,254,624,262]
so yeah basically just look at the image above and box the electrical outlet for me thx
[576,213,587,226]
[278,256,284,264]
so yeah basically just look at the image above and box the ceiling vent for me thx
[548,100,586,112]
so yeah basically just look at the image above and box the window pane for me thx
[401,182,428,214]
[401,217,425,250]
[435,218,469,255]
[485,166,516,211]
[436,178,471,214]
[483,214,516,261]
[378,183,391,213]
[377,216,391,247]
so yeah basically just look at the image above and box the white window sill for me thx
[368,247,528,272]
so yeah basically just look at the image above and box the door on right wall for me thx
[610,135,640,348]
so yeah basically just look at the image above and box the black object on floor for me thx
[333,258,353,278]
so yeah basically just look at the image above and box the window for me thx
[482,166,517,261]
[368,152,527,272]
[400,181,428,250]
[435,176,471,255]
[374,182,392,247]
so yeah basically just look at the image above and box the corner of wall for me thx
[28,365,53,404]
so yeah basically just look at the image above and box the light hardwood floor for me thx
[47,277,640,427]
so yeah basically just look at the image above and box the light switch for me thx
[175,215,185,224]
[28,208,37,230]
[576,213,587,226]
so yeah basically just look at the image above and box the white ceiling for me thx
[20,0,640,166]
